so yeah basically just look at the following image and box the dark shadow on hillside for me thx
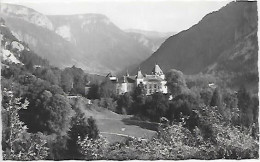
[121,117,159,131]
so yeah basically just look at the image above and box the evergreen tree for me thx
[210,88,224,118]
[66,99,91,159]
[237,85,253,127]
[210,88,222,108]
[237,85,251,113]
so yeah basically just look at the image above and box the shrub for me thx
[77,135,108,160]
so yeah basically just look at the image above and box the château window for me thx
[149,90,152,94]
[149,84,152,89]
[154,84,157,88]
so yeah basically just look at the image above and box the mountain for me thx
[0,18,49,68]
[1,3,164,75]
[48,14,153,73]
[137,1,258,90]
[1,3,88,70]
[125,29,174,53]
[0,3,53,30]
[125,32,166,53]
[125,29,175,39]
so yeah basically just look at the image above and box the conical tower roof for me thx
[152,64,163,75]
[126,69,129,77]
[137,69,144,79]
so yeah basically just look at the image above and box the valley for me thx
[1,3,171,75]
[1,1,258,160]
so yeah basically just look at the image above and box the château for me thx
[107,64,167,95]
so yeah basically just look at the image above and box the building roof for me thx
[137,70,144,79]
[126,70,130,77]
[152,64,164,75]
[144,75,164,82]
[118,76,136,83]
[106,72,114,77]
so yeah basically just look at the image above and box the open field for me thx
[82,106,157,143]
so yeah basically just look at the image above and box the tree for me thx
[223,89,238,110]
[210,88,222,108]
[99,78,116,98]
[117,92,133,114]
[98,97,117,112]
[237,85,254,127]
[237,85,251,113]
[76,116,103,160]
[165,69,188,97]
[169,91,199,129]
[2,89,49,160]
[66,99,97,159]
[193,105,258,159]
[46,94,75,135]
[42,68,59,85]
[19,80,74,135]
[87,84,100,99]
[132,83,146,115]
[86,117,99,139]
[200,88,214,106]
[145,92,169,122]
[25,60,34,72]
[60,71,73,93]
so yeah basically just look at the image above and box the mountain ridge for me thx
[1,3,170,75]
[136,1,257,90]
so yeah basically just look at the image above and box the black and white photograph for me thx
[0,0,259,160]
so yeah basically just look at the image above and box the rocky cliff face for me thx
[0,21,47,67]
[1,3,53,30]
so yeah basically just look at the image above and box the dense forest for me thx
[1,16,259,160]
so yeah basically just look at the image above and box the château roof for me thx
[106,72,113,77]
[152,64,163,75]
[136,70,144,79]
[118,76,135,83]
[144,75,164,82]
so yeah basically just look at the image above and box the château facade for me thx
[108,64,167,95]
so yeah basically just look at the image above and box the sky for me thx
[1,0,233,33]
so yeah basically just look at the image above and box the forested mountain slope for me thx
[137,2,257,90]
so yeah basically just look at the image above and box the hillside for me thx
[2,17,87,68]
[137,2,258,89]
[125,29,175,39]
[126,32,168,53]
[1,3,168,75]
[1,20,156,145]
[82,104,156,143]
[0,18,48,67]
[48,14,153,74]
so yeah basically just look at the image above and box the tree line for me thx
[1,24,258,159]
[1,27,100,159]
[87,69,258,136]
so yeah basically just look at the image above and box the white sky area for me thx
[1,0,233,33]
